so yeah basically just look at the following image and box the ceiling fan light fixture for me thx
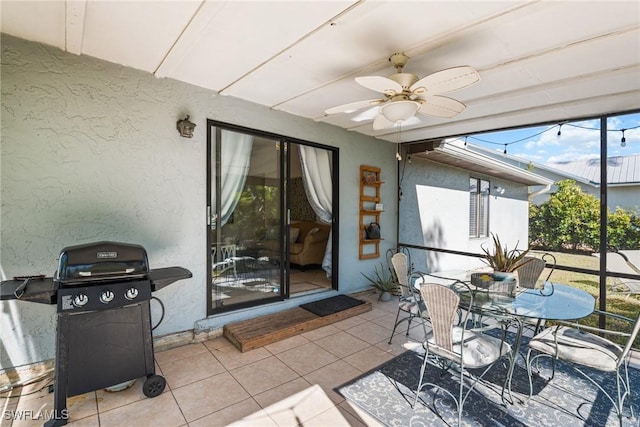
[379,100,420,123]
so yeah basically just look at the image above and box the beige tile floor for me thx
[1,292,413,427]
[4,291,639,427]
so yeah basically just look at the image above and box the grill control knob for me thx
[100,290,115,304]
[73,293,88,307]
[125,287,139,300]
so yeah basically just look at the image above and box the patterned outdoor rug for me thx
[337,346,640,426]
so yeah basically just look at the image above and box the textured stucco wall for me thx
[398,156,530,273]
[0,35,397,369]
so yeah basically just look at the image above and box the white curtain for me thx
[298,145,333,277]
[214,130,253,227]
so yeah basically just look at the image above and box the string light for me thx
[465,121,639,151]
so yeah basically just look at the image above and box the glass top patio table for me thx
[418,272,596,404]
[458,281,595,321]
[420,271,596,322]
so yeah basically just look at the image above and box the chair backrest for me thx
[541,252,556,282]
[391,252,409,286]
[391,252,416,299]
[516,256,546,289]
[620,313,640,366]
[420,284,459,351]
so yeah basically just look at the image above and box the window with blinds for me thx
[469,177,489,238]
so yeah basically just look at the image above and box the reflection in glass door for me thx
[208,127,284,312]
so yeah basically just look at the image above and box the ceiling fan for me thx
[325,53,480,130]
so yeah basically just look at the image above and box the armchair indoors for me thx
[526,310,640,425]
[288,221,330,269]
[414,282,512,425]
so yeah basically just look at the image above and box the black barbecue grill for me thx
[0,241,192,427]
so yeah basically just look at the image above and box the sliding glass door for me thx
[208,126,284,312]
[207,121,338,315]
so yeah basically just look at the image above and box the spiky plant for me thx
[361,263,400,296]
[481,233,533,272]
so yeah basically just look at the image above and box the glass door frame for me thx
[206,120,339,316]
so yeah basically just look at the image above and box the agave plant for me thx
[361,263,399,297]
[481,233,533,273]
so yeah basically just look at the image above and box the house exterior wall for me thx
[465,144,639,212]
[398,156,530,273]
[0,35,398,369]
[528,168,638,212]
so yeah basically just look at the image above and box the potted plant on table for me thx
[481,233,532,274]
[361,263,399,301]
[476,234,533,293]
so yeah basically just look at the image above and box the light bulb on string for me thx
[557,123,563,140]
[503,144,507,155]
[464,136,468,147]
[621,129,627,147]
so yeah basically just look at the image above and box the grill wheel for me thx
[142,374,166,398]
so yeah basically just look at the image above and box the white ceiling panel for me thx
[1,0,638,142]
[225,1,526,107]
[80,1,201,72]
[161,1,357,93]
[0,1,65,49]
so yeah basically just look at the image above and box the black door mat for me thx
[300,295,366,317]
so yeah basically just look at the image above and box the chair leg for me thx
[623,363,635,418]
[405,314,413,336]
[413,351,430,409]
[388,309,403,344]
[458,368,465,426]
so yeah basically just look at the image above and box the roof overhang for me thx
[407,141,554,187]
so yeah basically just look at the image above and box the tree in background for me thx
[609,207,640,250]
[530,179,639,252]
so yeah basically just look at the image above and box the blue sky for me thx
[464,112,640,164]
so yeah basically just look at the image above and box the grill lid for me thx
[55,241,149,284]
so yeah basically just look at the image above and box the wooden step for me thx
[223,300,372,352]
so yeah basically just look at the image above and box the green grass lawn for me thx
[531,250,640,347]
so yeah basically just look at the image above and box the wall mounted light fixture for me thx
[177,115,196,138]
[493,185,505,195]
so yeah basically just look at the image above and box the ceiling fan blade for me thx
[355,76,402,96]
[417,96,466,118]
[372,113,395,130]
[410,66,480,96]
[325,99,384,115]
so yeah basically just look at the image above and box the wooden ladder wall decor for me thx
[359,165,383,259]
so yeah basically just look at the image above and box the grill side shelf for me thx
[148,267,192,292]
[0,277,56,304]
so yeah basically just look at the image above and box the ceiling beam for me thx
[65,0,86,55]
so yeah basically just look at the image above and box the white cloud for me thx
[466,114,640,164]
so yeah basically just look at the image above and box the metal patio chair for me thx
[387,249,427,344]
[515,253,556,334]
[526,310,640,425]
[413,282,512,425]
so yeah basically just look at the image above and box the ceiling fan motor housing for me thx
[389,73,419,91]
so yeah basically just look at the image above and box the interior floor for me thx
[212,262,332,308]
[289,266,332,295]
